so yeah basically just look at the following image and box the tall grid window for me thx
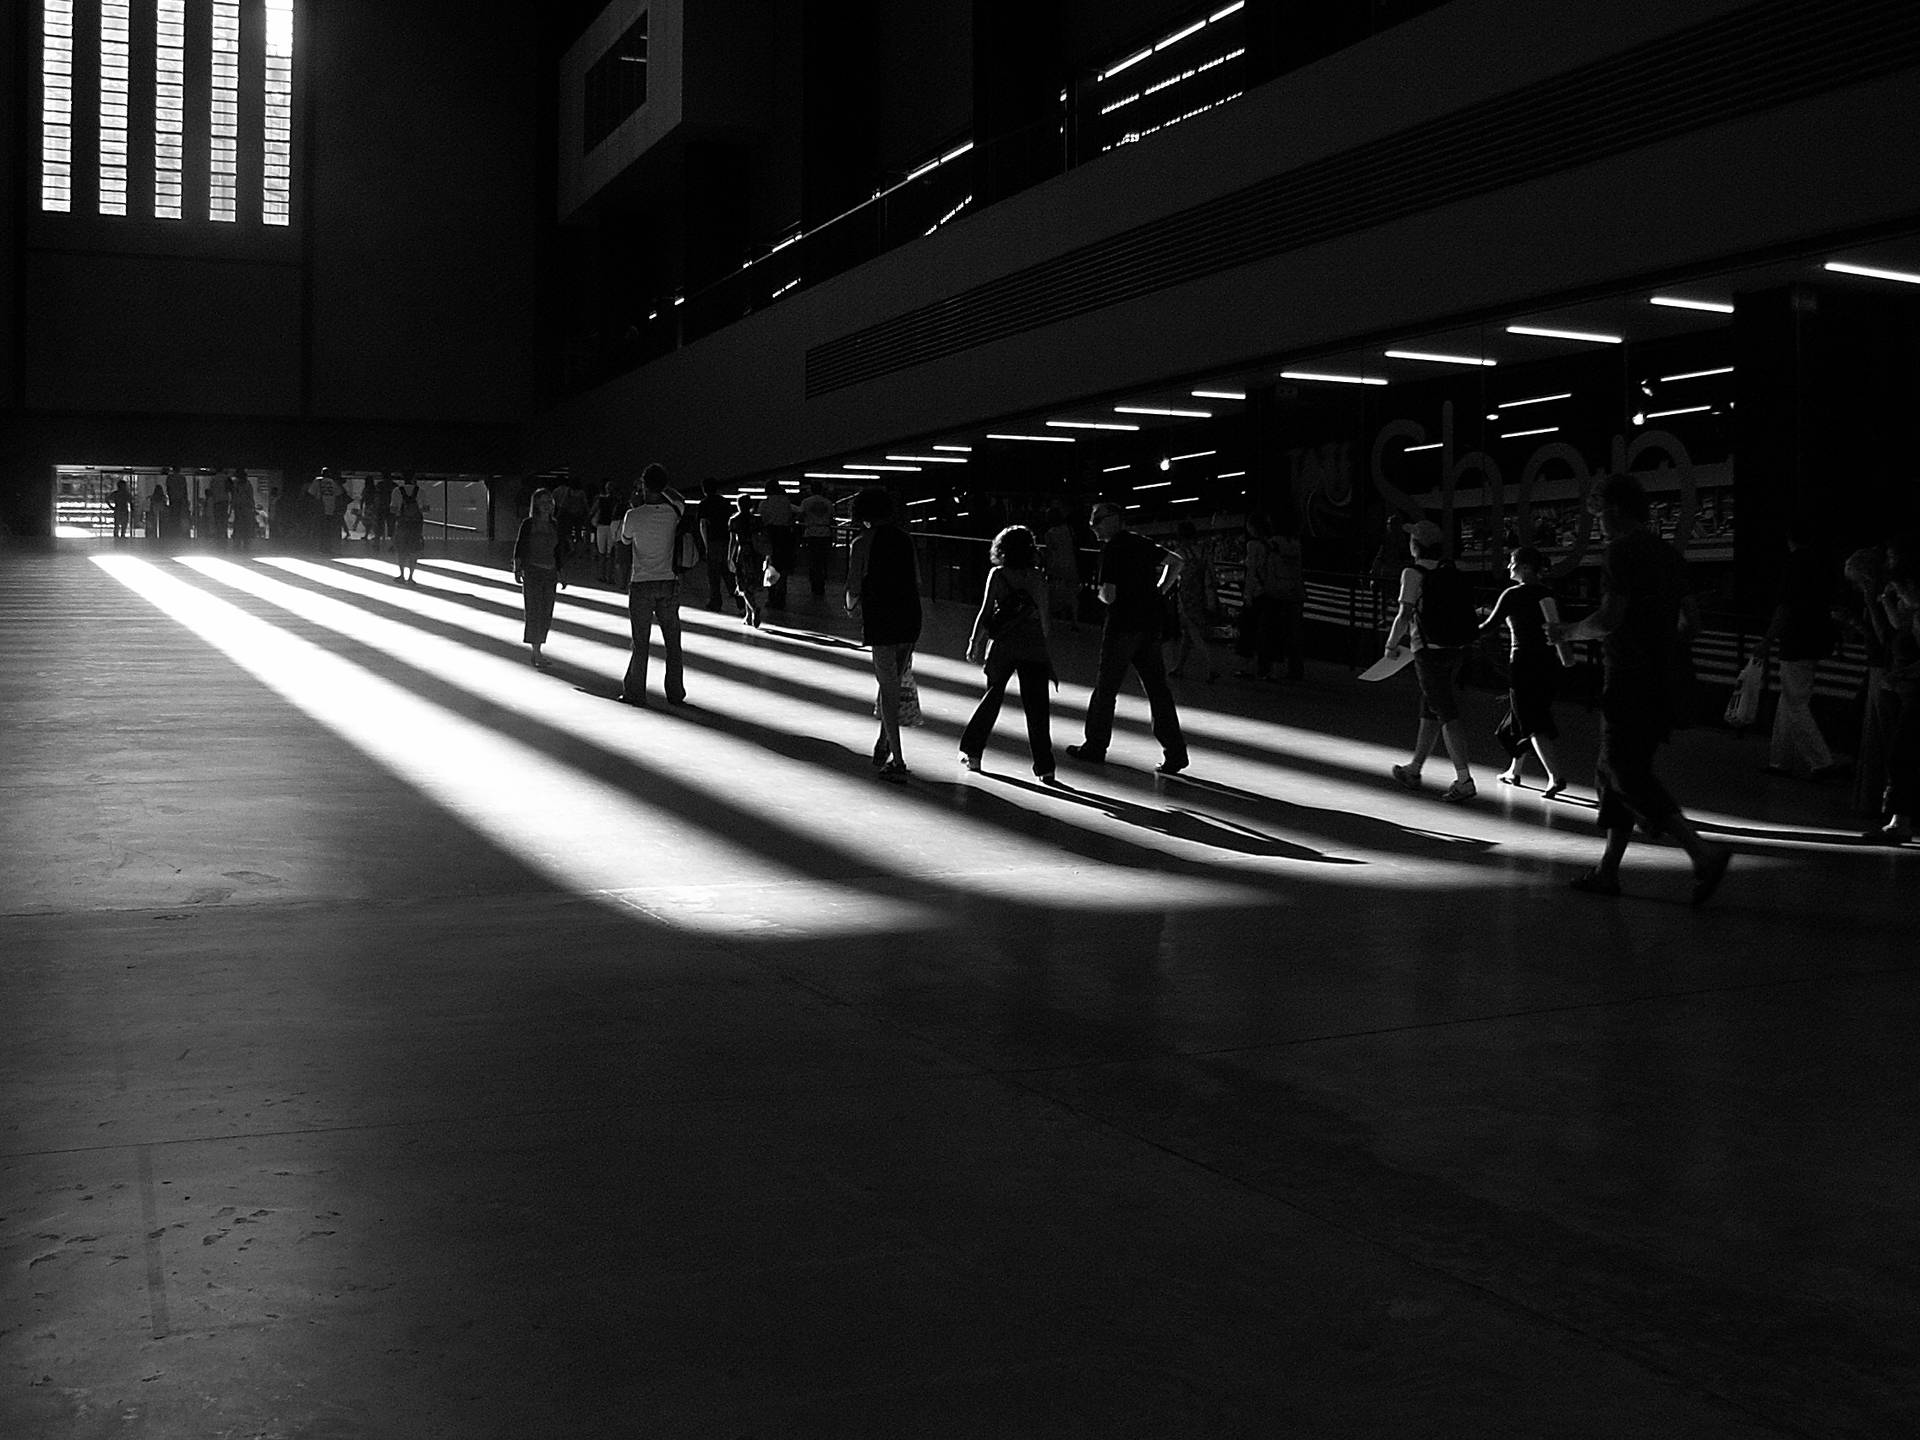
[263,0,293,223]
[99,0,131,214]
[209,0,240,220]
[41,1,74,211]
[155,0,186,218]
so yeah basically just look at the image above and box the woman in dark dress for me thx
[391,474,427,584]
[512,487,568,668]
[843,488,922,779]
[1479,545,1567,795]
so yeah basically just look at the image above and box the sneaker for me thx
[1390,764,1423,791]
[1065,744,1106,764]
[1443,777,1477,803]
[1036,771,1057,784]
[1155,754,1189,776]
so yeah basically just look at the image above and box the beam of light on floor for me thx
[237,557,1287,906]
[326,562,1836,876]
[93,552,935,937]
[386,561,1848,867]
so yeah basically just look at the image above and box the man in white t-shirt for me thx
[618,463,688,706]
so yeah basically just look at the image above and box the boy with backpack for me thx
[1383,518,1479,802]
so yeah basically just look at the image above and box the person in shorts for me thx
[1384,519,1478,802]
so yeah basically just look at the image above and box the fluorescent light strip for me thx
[1384,349,1497,367]
[1047,420,1139,431]
[1645,405,1712,419]
[844,463,920,472]
[1210,1,1246,18]
[1500,426,1558,439]
[1649,295,1734,314]
[1135,480,1171,489]
[906,498,937,506]
[1506,325,1623,344]
[1101,47,1152,80]
[1660,365,1734,382]
[1114,405,1212,417]
[1216,470,1246,479]
[1192,389,1245,400]
[1157,19,1206,50]
[1824,261,1920,286]
[1170,450,1217,462]
[1281,370,1387,386]
[1403,442,1443,453]
[1497,391,1572,409]
[803,472,868,481]
[886,455,966,464]
[987,433,1074,443]
[1169,496,1201,504]
[1102,463,1132,473]
[931,444,972,453]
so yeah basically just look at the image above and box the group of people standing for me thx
[112,467,260,549]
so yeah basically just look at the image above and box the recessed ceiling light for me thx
[1191,389,1246,401]
[1114,406,1212,418]
[1403,442,1443,452]
[845,463,921,472]
[1280,370,1387,386]
[1384,349,1497,366]
[1169,450,1217,462]
[1216,470,1246,479]
[931,444,972,452]
[1497,392,1573,409]
[1506,325,1623,344]
[1824,260,1920,285]
[1136,480,1171,489]
[1649,295,1734,313]
[1102,463,1132,473]
[1645,405,1712,419]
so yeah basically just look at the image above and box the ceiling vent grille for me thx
[807,0,1920,397]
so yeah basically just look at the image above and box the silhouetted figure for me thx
[391,475,426,583]
[1066,501,1189,775]
[1550,474,1731,903]
[513,487,568,669]
[759,478,795,608]
[1386,519,1479,803]
[960,525,1056,780]
[618,464,688,706]
[845,489,922,779]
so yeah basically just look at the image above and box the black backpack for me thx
[1417,563,1476,648]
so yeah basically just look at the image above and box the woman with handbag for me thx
[960,525,1056,780]
[844,488,922,780]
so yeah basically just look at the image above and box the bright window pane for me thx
[263,0,293,224]
[42,0,74,211]
[210,0,239,220]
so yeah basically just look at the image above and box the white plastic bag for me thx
[1724,658,1763,729]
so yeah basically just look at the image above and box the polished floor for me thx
[3,536,1916,1439]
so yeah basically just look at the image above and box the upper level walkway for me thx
[2,533,1915,1438]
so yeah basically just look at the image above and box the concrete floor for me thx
[3,536,1916,1439]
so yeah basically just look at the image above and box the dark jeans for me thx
[1083,624,1186,762]
[961,658,1055,775]
[804,535,831,597]
[624,579,685,702]
[1595,710,1678,835]
[522,567,558,644]
[766,526,796,606]
[704,545,729,609]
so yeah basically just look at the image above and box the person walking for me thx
[960,525,1056,780]
[1384,518,1479,803]
[1864,547,1920,844]
[800,481,836,599]
[1481,545,1568,795]
[591,479,625,585]
[844,488,922,779]
[758,478,796,609]
[108,479,133,540]
[1758,530,1848,780]
[391,474,427,583]
[697,479,732,611]
[727,494,765,627]
[229,469,257,552]
[1166,519,1218,681]
[512,487,569,669]
[1065,501,1189,775]
[1549,473,1731,902]
[618,464,688,707]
